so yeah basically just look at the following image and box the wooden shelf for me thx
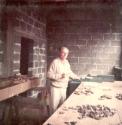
[0,77,40,101]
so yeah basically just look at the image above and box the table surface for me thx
[43,81,122,125]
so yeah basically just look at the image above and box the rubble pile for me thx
[8,75,29,83]
[77,104,116,120]
[0,75,30,89]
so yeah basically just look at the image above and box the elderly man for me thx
[47,46,80,114]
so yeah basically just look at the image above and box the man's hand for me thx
[61,73,65,79]
[61,73,69,79]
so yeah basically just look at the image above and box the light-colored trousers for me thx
[49,86,67,115]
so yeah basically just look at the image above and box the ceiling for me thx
[5,0,118,5]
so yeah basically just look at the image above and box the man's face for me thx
[60,48,69,60]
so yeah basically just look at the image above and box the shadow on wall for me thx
[113,40,122,81]
[120,40,122,67]
[113,1,122,80]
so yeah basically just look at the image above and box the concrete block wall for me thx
[12,6,46,81]
[0,32,3,76]
[0,4,48,122]
[47,3,122,76]
[0,1,6,76]
[118,1,122,67]
[1,5,47,86]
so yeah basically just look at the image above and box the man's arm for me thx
[67,61,80,80]
[69,70,80,80]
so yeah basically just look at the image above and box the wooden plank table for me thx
[0,77,40,101]
[43,81,122,125]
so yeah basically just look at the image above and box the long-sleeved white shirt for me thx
[47,58,79,88]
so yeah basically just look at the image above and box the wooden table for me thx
[0,77,40,101]
[43,81,122,125]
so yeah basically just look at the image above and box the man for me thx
[47,46,80,114]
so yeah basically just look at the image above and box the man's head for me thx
[59,47,69,60]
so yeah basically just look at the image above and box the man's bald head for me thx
[59,47,69,60]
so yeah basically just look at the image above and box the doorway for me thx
[20,37,34,75]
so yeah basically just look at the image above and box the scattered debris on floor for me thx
[77,104,116,120]
[58,104,116,122]
[64,121,77,125]
[74,87,93,95]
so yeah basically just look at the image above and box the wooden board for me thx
[43,81,122,125]
[0,77,40,101]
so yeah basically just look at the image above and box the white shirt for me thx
[47,58,78,88]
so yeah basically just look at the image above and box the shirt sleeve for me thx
[47,60,61,81]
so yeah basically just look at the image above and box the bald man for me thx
[47,47,79,114]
